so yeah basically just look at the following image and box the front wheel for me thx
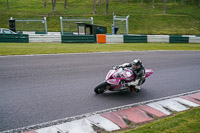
[94,82,109,94]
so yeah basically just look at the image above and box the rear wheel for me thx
[94,82,109,94]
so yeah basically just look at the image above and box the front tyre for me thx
[94,82,108,94]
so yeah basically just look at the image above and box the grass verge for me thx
[0,43,200,56]
[118,107,200,133]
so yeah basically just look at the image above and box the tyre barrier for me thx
[0,32,200,43]
[124,35,147,43]
[0,34,29,43]
[62,35,95,43]
[98,34,200,44]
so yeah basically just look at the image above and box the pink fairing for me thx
[145,69,153,78]
[106,68,134,85]
[105,68,153,86]
[94,67,153,93]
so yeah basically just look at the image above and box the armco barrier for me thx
[29,34,61,43]
[124,35,147,43]
[169,35,189,43]
[147,35,169,43]
[1,33,199,43]
[0,34,29,43]
[62,35,96,43]
[189,36,200,43]
[106,35,124,43]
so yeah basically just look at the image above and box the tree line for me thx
[5,0,200,15]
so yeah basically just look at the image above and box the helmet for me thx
[132,59,142,69]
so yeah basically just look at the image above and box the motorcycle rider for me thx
[114,59,145,92]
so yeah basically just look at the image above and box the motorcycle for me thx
[94,66,153,94]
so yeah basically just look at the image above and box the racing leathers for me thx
[115,63,145,90]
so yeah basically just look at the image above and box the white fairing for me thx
[125,71,132,77]
[145,69,152,73]
[106,70,115,80]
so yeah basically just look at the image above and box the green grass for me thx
[0,43,200,56]
[0,0,199,34]
[121,107,200,133]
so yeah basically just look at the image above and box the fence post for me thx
[60,16,63,35]
[44,17,48,34]
[126,15,129,34]
[91,17,94,24]
[113,15,116,27]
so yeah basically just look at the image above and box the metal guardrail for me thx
[113,15,129,34]
[15,17,48,33]
[60,17,93,35]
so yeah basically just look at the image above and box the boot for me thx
[129,86,135,92]
[135,86,140,93]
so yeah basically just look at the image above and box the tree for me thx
[163,0,166,14]
[98,0,103,5]
[52,0,56,12]
[64,0,67,9]
[106,0,109,15]
[181,0,184,5]
[7,0,9,9]
[199,0,200,8]
[174,0,176,4]
[152,0,155,8]
[43,1,47,8]
[93,0,96,14]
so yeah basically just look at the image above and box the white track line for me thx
[0,50,199,58]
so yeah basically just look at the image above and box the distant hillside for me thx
[0,0,199,35]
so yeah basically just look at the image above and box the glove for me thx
[121,63,130,67]
[122,83,129,87]
[113,65,121,70]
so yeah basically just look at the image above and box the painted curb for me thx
[2,90,200,133]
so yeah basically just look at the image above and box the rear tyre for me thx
[94,82,108,94]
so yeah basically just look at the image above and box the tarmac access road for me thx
[0,51,200,132]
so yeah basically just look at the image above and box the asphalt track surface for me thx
[0,51,200,132]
